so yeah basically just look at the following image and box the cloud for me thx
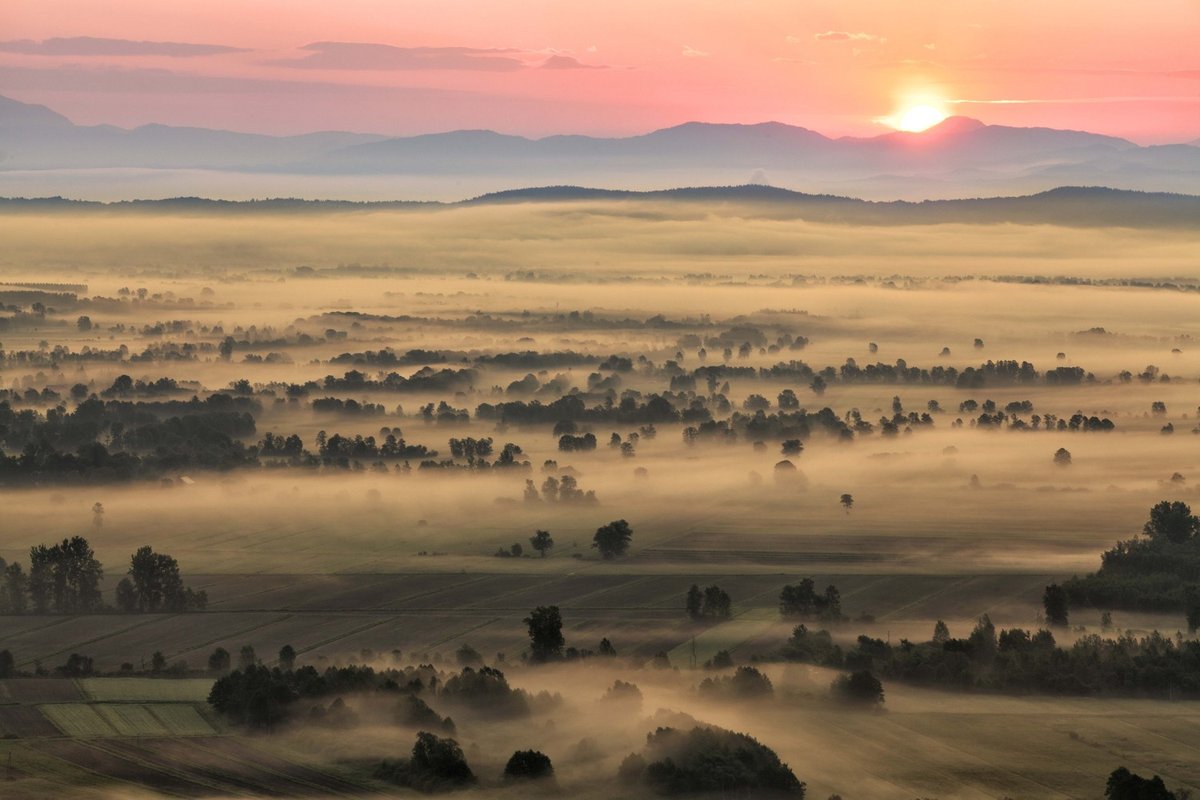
[272,41,527,71]
[813,31,885,43]
[681,45,709,58]
[540,55,605,70]
[0,36,247,57]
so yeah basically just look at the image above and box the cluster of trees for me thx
[28,537,103,613]
[375,731,555,792]
[697,666,774,699]
[1106,767,1183,800]
[781,617,1200,698]
[523,605,619,663]
[617,726,805,796]
[685,584,732,619]
[1065,501,1200,627]
[115,546,207,613]
[0,539,204,614]
[320,367,478,394]
[779,579,843,622]
[523,474,598,504]
[0,395,258,481]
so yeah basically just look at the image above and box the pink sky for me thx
[1,0,1197,142]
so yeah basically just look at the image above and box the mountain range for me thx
[2,186,1195,230]
[1,94,1198,200]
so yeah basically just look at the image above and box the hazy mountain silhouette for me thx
[2,186,1195,229]
[2,94,1197,198]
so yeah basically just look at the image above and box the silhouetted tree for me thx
[831,670,884,706]
[405,732,476,790]
[238,645,257,669]
[126,546,207,612]
[1054,447,1072,466]
[593,519,633,559]
[1043,584,1069,627]
[685,584,703,619]
[524,606,564,662]
[29,537,103,613]
[278,644,296,671]
[1143,500,1198,544]
[529,529,554,557]
[208,647,231,674]
[840,493,854,513]
[503,750,554,782]
[1105,767,1177,800]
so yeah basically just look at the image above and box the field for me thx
[0,203,1196,798]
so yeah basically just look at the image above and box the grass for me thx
[147,704,219,736]
[93,704,170,737]
[39,704,116,737]
[79,678,213,703]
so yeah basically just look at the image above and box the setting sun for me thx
[893,104,948,132]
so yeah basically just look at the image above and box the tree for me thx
[840,493,854,513]
[151,651,167,673]
[597,637,617,657]
[91,502,104,528]
[29,537,103,613]
[1143,501,1198,544]
[238,645,257,669]
[529,530,554,558]
[208,647,231,674]
[4,562,27,613]
[115,578,137,612]
[218,336,235,360]
[702,585,732,618]
[1043,584,1069,627]
[1053,447,1072,466]
[524,606,564,662]
[278,644,296,671]
[831,670,884,705]
[685,584,704,619]
[77,315,93,331]
[1106,767,1178,800]
[503,750,554,782]
[406,732,475,788]
[593,519,633,559]
[932,620,950,644]
[126,546,206,612]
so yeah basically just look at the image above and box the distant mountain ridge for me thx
[2,185,1196,229]
[1,94,1198,199]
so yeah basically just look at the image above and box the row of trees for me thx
[0,539,205,614]
[781,616,1200,698]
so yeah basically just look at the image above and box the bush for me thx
[620,726,804,796]
[503,750,554,782]
[830,670,884,706]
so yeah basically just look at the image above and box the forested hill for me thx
[0,186,1197,228]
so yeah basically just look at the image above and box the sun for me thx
[893,104,948,132]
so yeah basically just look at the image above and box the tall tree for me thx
[523,605,564,662]
[1043,584,1069,627]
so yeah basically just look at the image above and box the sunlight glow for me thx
[893,104,948,132]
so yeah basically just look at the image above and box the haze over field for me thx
[2,2,1200,799]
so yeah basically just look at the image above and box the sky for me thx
[1,0,1197,143]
